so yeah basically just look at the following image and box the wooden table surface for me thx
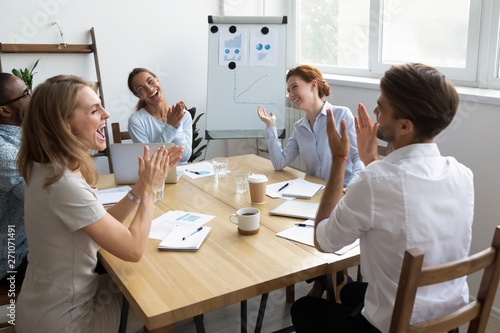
[97,154,359,330]
[182,154,360,270]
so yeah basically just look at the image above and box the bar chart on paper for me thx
[224,34,242,62]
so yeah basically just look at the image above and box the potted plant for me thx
[187,106,207,163]
[12,58,40,91]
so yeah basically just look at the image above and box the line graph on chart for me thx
[232,71,276,105]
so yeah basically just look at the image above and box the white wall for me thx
[329,81,500,316]
[1,0,224,172]
[2,0,500,316]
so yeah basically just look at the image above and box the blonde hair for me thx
[17,75,98,187]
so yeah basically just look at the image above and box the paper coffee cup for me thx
[248,174,268,204]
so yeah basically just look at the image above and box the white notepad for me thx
[277,224,315,247]
[96,186,131,206]
[158,226,211,251]
[280,178,324,199]
[269,200,320,220]
[277,223,360,254]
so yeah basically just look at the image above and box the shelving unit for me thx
[0,27,113,172]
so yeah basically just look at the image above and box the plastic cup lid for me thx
[248,174,268,183]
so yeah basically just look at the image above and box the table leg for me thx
[241,300,247,333]
[194,314,205,333]
[119,295,129,333]
[326,274,336,302]
[254,292,269,333]
[285,285,295,303]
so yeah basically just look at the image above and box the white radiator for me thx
[258,98,306,173]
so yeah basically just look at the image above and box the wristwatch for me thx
[126,191,141,204]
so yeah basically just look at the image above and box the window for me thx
[294,0,500,89]
[380,1,471,68]
[298,0,370,70]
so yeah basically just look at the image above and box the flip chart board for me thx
[205,15,287,139]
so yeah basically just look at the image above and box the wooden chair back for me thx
[111,122,131,143]
[389,226,500,333]
[377,142,394,157]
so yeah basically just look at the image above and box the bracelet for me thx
[126,191,141,204]
[332,154,349,164]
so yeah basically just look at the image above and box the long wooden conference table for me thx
[97,154,360,332]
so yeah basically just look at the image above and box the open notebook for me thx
[158,226,211,251]
[280,178,324,199]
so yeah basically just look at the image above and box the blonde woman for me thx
[16,75,183,333]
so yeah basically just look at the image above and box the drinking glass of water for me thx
[234,171,250,193]
[212,157,228,178]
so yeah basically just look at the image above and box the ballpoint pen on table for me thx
[185,169,201,175]
[295,223,314,227]
[278,183,289,192]
[182,226,203,240]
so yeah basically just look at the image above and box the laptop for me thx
[110,143,183,185]
[269,200,319,220]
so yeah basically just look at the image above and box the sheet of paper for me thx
[182,162,215,179]
[249,27,279,67]
[277,221,360,255]
[149,210,216,240]
[277,225,315,246]
[335,239,360,255]
[219,27,248,66]
[96,186,131,206]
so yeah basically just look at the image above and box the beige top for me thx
[17,163,107,332]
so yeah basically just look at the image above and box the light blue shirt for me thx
[128,108,193,163]
[0,124,28,279]
[264,101,363,186]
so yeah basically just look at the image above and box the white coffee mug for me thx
[229,207,260,235]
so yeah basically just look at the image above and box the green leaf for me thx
[30,58,40,75]
[11,58,40,91]
[190,152,202,161]
[194,113,205,124]
[188,107,206,163]
[194,145,207,154]
[12,69,22,78]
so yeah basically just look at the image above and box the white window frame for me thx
[483,0,500,89]
[292,0,500,90]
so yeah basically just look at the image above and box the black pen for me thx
[185,169,200,175]
[295,223,314,227]
[278,183,289,192]
[182,226,203,240]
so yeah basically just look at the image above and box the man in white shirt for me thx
[291,63,473,333]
